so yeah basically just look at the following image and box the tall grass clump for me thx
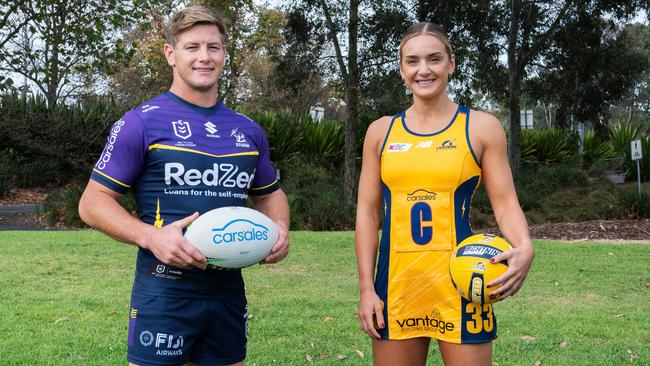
[582,130,614,168]
[527,128,579,165]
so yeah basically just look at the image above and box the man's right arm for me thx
[78,180,206,270]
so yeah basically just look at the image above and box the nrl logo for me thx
[172,120,192,140]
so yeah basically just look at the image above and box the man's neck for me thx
[169,83,219,108]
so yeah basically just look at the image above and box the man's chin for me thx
[189,82,218,92]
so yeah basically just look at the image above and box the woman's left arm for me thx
[474,112,535,300]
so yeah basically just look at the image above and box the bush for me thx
[0,93,126,188]
[43,183,85,227]
[513,163,588,211]
[253,109,345,167]
[42,182,137,228]
[617,185,650,219]
[0,177,10,199]
[280,161,355,231]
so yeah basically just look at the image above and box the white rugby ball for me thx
[184,206,278,269]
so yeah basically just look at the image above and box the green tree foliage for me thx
[609,23,650,128]
[106,4,175,106]
[270,6,330,112]
[528,12,650,136]
[417,1,648,170]
[0,2,34,90]
[192,0,256,103]
[0,0,166,106]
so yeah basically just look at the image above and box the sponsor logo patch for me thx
[230,128,250,148]
[387,143,412,152]
[164,163,255,189]
[172,120,192,140]
[96,119,125,170]
[406,189,437,202]
[212,219,270,245]
[205,121,220,138]
[416,140,433,148]
[142,104,159,113]
[139,330,184,357]
[436,139,457,150]
[396,308,454,334]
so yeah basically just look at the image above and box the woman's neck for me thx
[408,94,456,125]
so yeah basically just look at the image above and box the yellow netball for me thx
[449,234,512,304]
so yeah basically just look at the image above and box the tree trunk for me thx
[344,0,359,203]
[507,0,521,172]
[417,0,431,21]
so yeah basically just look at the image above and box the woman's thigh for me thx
[437,340,492,366]
[373,337,431,366]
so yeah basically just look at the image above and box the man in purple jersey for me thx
[78,6,289,366]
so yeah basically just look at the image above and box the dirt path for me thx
[480,219,650,241]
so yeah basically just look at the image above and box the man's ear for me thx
[164,43,175,67]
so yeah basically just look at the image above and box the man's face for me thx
[165,24,226,92]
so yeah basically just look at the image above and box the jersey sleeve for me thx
[90,111,147,194]
[249,128,280,196]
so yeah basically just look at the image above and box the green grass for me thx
[0,231,649,365]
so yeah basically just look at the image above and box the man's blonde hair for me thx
[165,6,227,46]
[399,22,453,61]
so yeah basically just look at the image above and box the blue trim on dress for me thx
[375,182,392,339]
[379,114,400,162]
[454,175,481,244]
[465,107,481,168]
[400,104,461,137]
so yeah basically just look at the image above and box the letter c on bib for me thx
[410,202,433,245]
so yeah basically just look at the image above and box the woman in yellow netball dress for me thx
[355,23,535,366]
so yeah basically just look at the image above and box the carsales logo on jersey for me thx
[164,162,255,189]
[95,119,125,170]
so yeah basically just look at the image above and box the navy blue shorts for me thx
[127,292,248,366]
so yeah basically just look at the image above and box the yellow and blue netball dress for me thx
[376,105,495,344]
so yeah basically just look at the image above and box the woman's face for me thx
[399,34,455,100]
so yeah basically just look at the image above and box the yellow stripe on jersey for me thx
[148,144,260,158]
[153,198,164,228]
[92,169,131,188]
[250,179,278,191]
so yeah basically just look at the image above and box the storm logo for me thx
[231,128,250,147]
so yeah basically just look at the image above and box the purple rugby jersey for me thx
[91,92,280,298]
